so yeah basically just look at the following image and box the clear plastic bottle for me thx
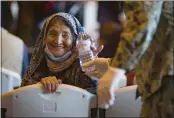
[76,27,98,80]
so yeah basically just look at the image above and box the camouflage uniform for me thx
[111,1,174,117]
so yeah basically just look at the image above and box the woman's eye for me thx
[50,33,56,37]
[62,34,69,38]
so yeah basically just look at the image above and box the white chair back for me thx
[2,83,142,117]
[1,68,21,94]
[1,84,96,117]
[105,85,142,117]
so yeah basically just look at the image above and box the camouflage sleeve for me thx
[111,1,163,71]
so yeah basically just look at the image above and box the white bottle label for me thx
[77,39,91,55]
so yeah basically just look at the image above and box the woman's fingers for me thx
[96,45,104,55]
[46,79,52,93]
[52,78,60,92]
[41,76,62,93]
[58,79,62,84]
[91,45,104,57]
[41,77,51,92]
[50,79,56,92]
[41,79,47,90]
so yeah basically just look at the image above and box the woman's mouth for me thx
[50,44,64,49]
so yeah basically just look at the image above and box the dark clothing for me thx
[21,58,94,89]
[22,44,29,78]
[141,76,174,118]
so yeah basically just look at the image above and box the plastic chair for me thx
[2,83,142,117]
[105,85,142,117]
[1,84,96,117]
[1,68,21,94]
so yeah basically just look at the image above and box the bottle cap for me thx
[79,26,85,32]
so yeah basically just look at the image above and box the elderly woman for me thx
[21,13,103,92]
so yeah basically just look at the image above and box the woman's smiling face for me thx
[46,19,74,57]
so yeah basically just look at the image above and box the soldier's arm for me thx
[111,1,163,72]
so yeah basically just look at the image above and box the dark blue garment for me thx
[91,79,99,88]
[21,44,29,78]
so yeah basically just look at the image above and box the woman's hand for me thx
[88,34,104,57]
[91,45,104,57]
[41,76,62,93]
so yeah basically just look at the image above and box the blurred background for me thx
[2,1,134,83]
[1,1,125,59]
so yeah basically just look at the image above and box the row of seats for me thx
[1,68,22,94]
[1,68,142,117]
[1,84,142,117]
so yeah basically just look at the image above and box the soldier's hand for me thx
[97,67,126,109]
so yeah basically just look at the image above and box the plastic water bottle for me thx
[76,27,98,81]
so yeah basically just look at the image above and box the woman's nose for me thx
[55,33,63,44]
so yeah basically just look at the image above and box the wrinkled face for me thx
[45,19,74,57]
